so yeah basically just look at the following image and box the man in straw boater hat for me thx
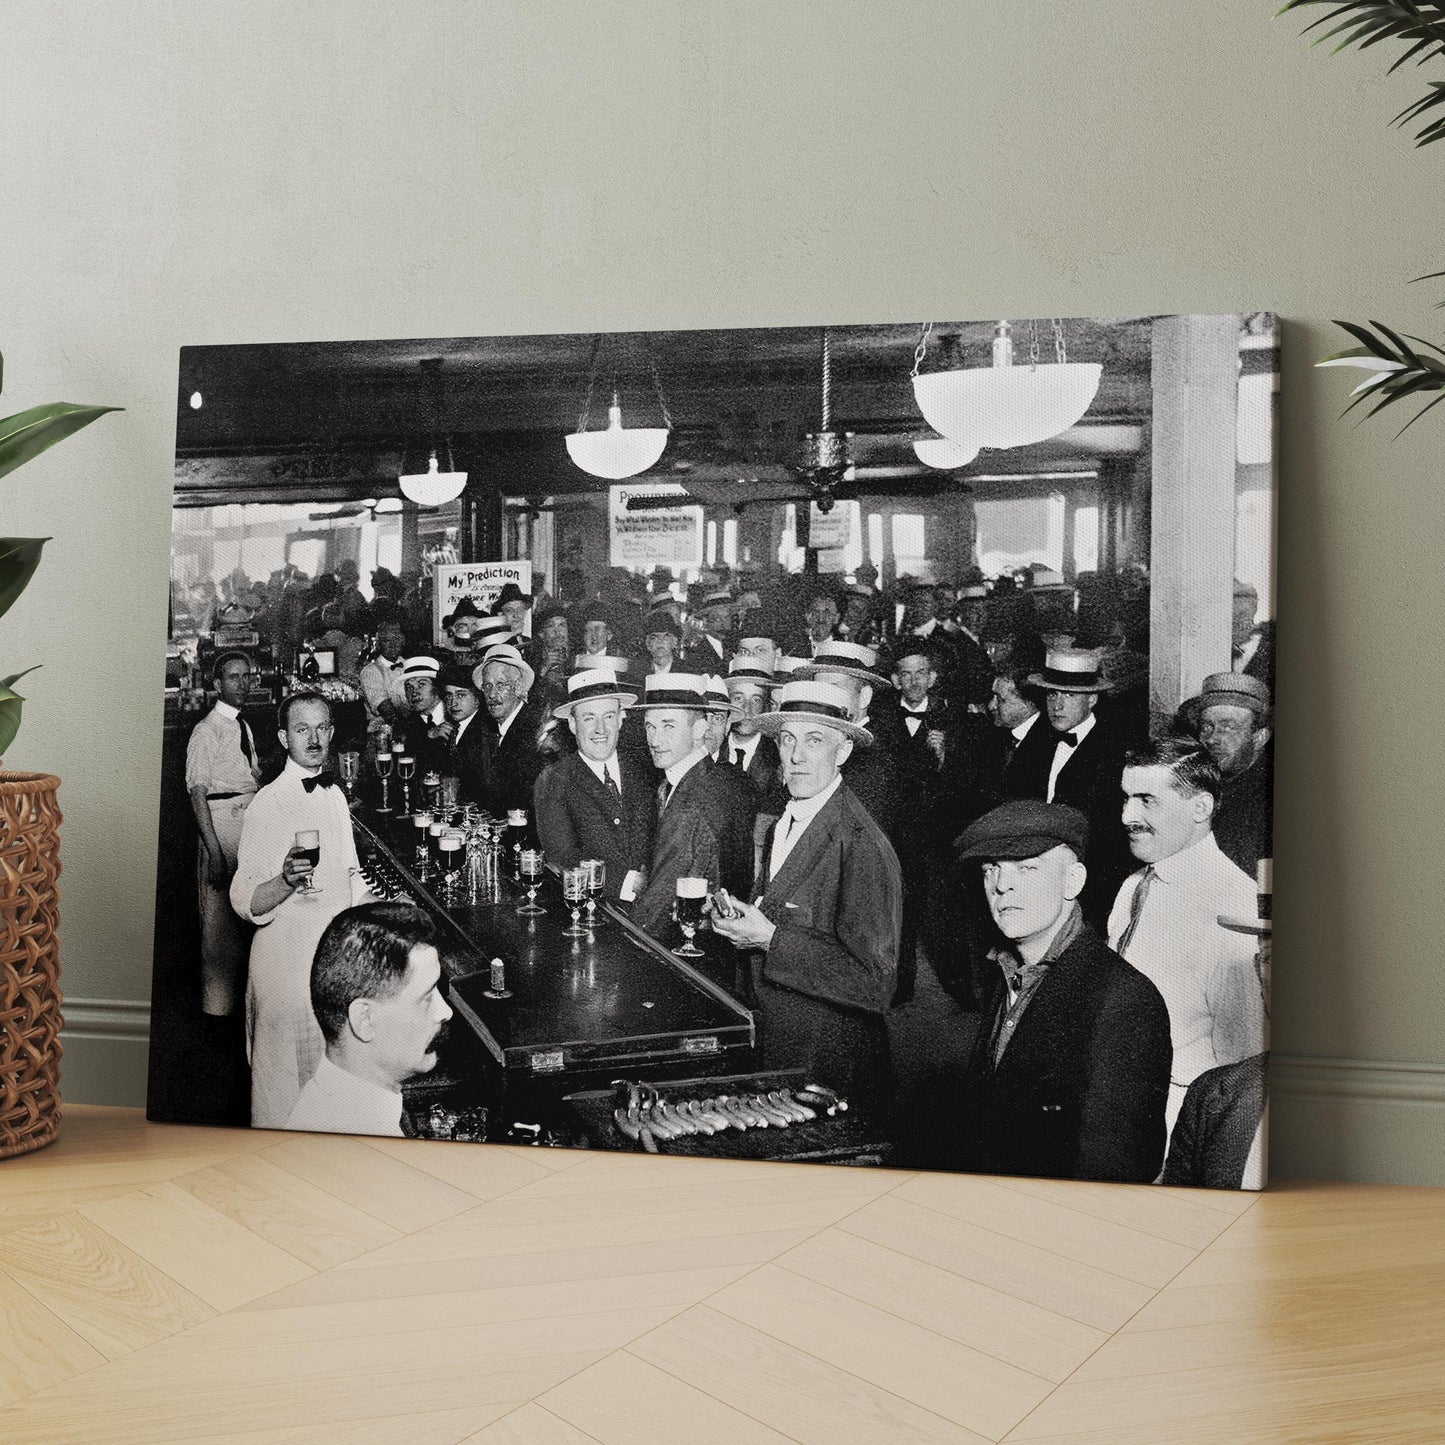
[533,667,654,903]
[1178,671,1274,879]
[491,581,533,645]
[684,586,736,669]
[437,663,488,808]
[700,674,759,898]
[798,639,901,841]
[399,654,451,774]
[944,799,1171,1182]
[710,678,902,1113]
[1162,883,1270,1191]
[627,674,753,937]
[474,642,548,815]
[1006,644,1130,926]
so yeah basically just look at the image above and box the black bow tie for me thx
[1052,730,1079,749]
[302,773,337,793]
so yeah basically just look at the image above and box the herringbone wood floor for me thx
[0,1108,1441,1443]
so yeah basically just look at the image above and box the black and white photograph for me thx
[147,313,1277,1191]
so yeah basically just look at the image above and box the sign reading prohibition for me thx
[608,482,704,569]
[432,560,532,646]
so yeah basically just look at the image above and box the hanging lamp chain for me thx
[646,339,673,431]
[1028,320,1041,369]
[820,327,833,431]
[1051,317,1068,365]
[910,320,934,379]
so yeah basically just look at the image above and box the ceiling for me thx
[171,316,1189,508]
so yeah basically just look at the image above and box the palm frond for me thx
[1318,319,1445,428]
[1279,1,1445,143]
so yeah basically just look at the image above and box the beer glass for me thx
[561,865,588,936]
[517,848,546,915]
[440,775,461,813]
[673,875,707,957]
[293,829,321,895]
[412,811,433,878]
[373,748,394,813]
[337,750,361,806]
[397,754,416,813]
[582,858,605,930]
[506,809,528,880]
[438,831,463,902]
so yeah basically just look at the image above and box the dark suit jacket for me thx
[478,697,549,816]
[751,782,902,1111]
[449,714,490,808]
[1161,1052,1267,1190]
[728,732,785,816]
[632,756,726,936]
[842,735,902,842]
[532,750,656,900]
[1213,738,1274,879]
[706,751,760,900]
[952,923,1172,1183]
[399,708,451,778]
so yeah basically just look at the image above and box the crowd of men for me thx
[183,557,1274,1188]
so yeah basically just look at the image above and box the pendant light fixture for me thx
[566,334,672,480]
[399,358,468,507]
[912,435,981,469]
[911,319,1102,451]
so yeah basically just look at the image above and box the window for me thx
[891,513,926,576]
[867,512,883,566]
[1073,505,1100,574]
[974,495,1067,576]
[722,517,738,566]
[706,519,718,566]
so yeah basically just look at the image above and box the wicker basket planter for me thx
[0,771,63,1158]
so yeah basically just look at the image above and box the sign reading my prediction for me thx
[609,483,704,569]
[433,561,532,646]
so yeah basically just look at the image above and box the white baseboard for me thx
[52,1003,1445,1184]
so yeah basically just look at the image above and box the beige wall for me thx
[5,1,1442,1182]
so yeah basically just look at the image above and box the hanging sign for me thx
[432,560,532,646]
[608,483,704,568]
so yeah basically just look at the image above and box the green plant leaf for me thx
[0,537,48,623]
[0,667,40,691]
[0,677,25,757]
[0,402,122,485]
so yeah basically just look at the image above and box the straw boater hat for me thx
[455,613,512,649]
[703,675,740,716]
[1028,646,1113,693]
[798,639,892,690]
[473,642,535,696]
[574,652,635,675]
[1180,672,1272,732]
[755,679,874,746]
[627,673,712,711]
[775,655,809,676]
[401,655,441,682]
[726,655,775,690]
[552,666,637,719]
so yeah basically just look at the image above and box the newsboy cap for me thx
[954,800,1090,862]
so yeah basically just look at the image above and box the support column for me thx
[1149,314,1238,723]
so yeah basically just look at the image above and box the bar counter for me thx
[350,809,760,1143]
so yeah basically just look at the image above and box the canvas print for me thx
[149,313,1276,1190]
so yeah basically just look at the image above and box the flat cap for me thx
[954,800,1089,862]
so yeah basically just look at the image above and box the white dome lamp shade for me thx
[912,435,981,470]
[912,320,1102,451]
[398,450,468,507]
[566,396,670,481]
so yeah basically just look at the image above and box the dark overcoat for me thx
[951,923,1172,1183]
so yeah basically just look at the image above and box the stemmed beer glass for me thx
[374,748,394,813]
[397,754,416,814]
[582,858,605,930]
[517,848,546,915]
[337,750,361,807]
[293,829,321,895]
[672,876,707,957]
[561,865,588,937]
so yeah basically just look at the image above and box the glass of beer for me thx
[373,748,394,813]
[412,811,433,878]
[582,858,605,930]
[517,847,546,915]
[293,829,321,895]
[438,831,464,902]
[397,754,416,813]
[337,750,361,806]
[506,809,529,880]
[672,876,708,957]
[561,865,588,936]
[440,775,461,813]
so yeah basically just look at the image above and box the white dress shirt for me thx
[662,747,709,796]
[767,774,842,881]
[185,700,260,796]
[1108,831,1265,1127]
[1011,711,1041,748]
[580,752,623,792]
[495,701,523,744]
[728,731,762,771]
[286,1055,404,1137]
[1045,710,1096,803]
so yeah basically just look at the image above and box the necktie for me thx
[604,768,622,803]
[657,779,673,811]
[905,714,922,736]
[238,719,255,766]
[1054,729,1079,749]
[1115,865,1156,956]
[730,745,745,769]
[769,810,798,880]
[302,774,336,794]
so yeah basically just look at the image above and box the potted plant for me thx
[1,350,119,1157]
